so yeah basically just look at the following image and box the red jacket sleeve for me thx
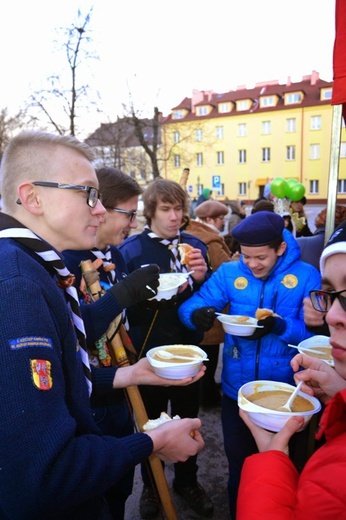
[237,451,299,520]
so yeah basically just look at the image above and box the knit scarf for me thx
[0,212,92,395]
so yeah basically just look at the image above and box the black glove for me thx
[247,315,287,340]
[109,264,160,308]
[192,306,216,332]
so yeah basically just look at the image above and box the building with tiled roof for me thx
[161,71,345,203]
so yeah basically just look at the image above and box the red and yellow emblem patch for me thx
[30,359,53,390]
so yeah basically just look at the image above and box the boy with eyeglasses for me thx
[237,219,346,519]
[63,167,162,520]
[0,131,206,519]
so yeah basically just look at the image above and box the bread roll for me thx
[178,243,194,266]
[255,308,280,320]
[142,412,181,431]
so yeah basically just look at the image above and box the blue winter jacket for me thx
[178,230,322,399]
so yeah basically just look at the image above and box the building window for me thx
[261,121,271,134]
[286,93,301,104]
[173,131,180,143]
[262,96,275,107]
[310,144,320,160]
[196,129,203,141]
[340,142,346,158]
[262,147,271,162]
[237,100,248,111]
[310,180,319,194]
[286,118,296,132]
[173,110,183,119]
[197,106,208,116]
[322,89,332,100]
[238,123,247,136]
[214,183,225,197]
[219,102,230,113]
[216,126,224,139]
[174,154,181,168]
[196,153,203,166]
[311,116,322,130]
[238,182,247,196]
[338,179,346,193]
[286,145,296,161]
[239,149,247,164]
[217,151,224,165]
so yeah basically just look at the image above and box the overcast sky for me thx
[0,0,336,136]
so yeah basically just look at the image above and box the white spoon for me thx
[288,344,325,356]
[278,381,303,412]
[156,350,208,362]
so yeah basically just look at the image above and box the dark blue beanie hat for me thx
[232,211,284,246]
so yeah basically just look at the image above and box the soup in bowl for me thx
[238,380,321,432]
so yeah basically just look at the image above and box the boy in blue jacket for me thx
[178,211,321,519]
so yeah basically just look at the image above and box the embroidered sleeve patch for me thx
[9,336,53,350]
[30,359,53,390]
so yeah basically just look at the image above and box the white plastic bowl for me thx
[217,315,261,336]
[298,335,333,366]
[238,380,321,432]
[150,273,189,301]
[146,344,207,379]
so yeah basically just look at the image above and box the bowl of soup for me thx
[146,344,207,379]
[238,380,321,432]
[150,273,189,301]
[217,315,261,336]
[297,335,333,366]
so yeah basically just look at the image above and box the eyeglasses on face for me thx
[309,289,346,313]
[16,181,102,208]
[107,207,137,223]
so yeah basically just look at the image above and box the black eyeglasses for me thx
[107,207,137,223]
[310,289,346,313]
[16,181,102,208]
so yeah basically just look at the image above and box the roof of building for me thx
[164,71,332,123]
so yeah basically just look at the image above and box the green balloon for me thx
[270,177,287,199]
[284,178,298,197]
[287,183,305,202]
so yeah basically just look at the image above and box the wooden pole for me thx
[80,260,178,520]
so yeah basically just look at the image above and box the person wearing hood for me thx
[196,187,212,207]
[178,211,321,519]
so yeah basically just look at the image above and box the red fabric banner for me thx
[332,0,346,106]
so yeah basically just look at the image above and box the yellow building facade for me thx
[162,72,346,204]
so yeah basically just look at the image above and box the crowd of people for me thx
[1,133,346,520]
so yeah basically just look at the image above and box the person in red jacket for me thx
[237,221,346,520]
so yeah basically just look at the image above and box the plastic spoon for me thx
[278,381,303,412]
[156,350,208,362]
[288,344,325,356]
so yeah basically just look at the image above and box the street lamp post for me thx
[197,176,200,197]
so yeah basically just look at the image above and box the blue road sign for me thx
[212,175,221,188]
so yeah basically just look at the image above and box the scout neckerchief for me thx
[0,212,92,395]
[144,226,184,272]
[144,226,193,291]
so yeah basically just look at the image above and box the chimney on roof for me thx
[311,70,319,85]
[236,85,246,91]
[287,76,291,86]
